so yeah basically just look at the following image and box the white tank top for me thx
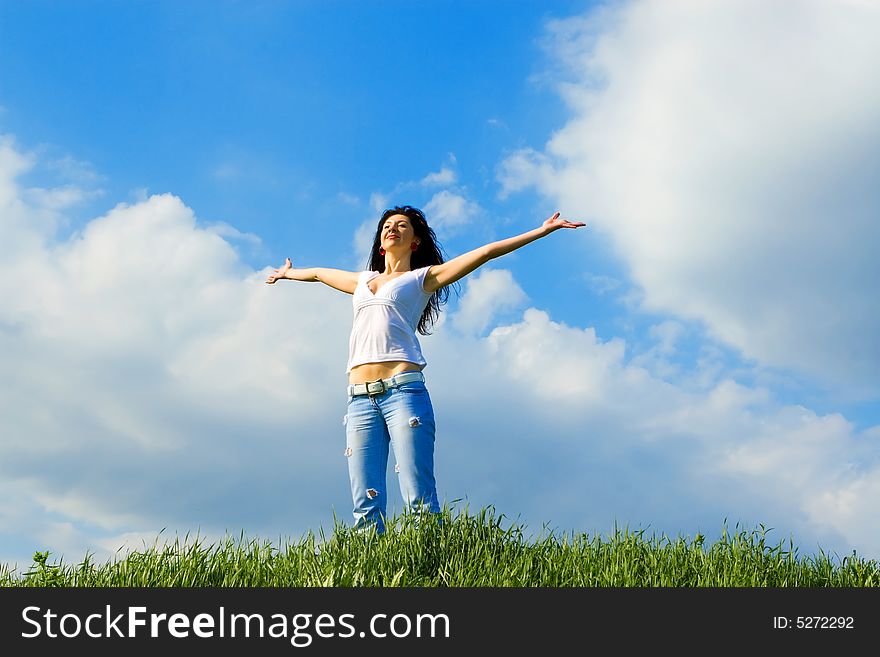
[346,266,433,373]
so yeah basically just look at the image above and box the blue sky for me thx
[2,0,879,569]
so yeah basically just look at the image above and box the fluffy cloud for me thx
[421,167,457,187]
[421,154,458,187]
[0,137,354,568]
[426,305,880,558]
[499,0,880,395]
[423,190,481,236]
[450,268,527,336]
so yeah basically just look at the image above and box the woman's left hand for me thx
[543,211,586,232]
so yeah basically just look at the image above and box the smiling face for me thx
[381,213,420,252]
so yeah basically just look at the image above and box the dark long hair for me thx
[366,205,458,335]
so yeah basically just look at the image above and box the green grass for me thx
[2,506,877,587]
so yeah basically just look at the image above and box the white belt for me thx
[348,371,425,397]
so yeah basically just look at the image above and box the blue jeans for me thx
[343,380,440,534]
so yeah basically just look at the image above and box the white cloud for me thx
[423,190,480,236]
[421,167,457,187]
[485,307,628,406]
[421,154,458,187]
[629,320,686,379]
[427,306,880,557]
[648,321,682,355]
[583,272,622,296]
[450,268,527,335]
[0,141,353,568]
[369,192,388,214]
[205,221,262,247]
[23,184,101,211]
[497,148,554,200]
[46,155,105,185]
[498,0,880,394]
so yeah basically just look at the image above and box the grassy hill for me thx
[3,507,877,587]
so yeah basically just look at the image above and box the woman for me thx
[266,206,585,534]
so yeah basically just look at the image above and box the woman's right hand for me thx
[266,257,292,284]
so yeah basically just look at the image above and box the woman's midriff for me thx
[349,361,424,384]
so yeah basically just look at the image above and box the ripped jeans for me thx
[343,380,440,534]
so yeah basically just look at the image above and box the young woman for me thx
[266,206,585,534]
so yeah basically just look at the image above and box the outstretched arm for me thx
[423,211,585,294]
[265,257,360,295]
